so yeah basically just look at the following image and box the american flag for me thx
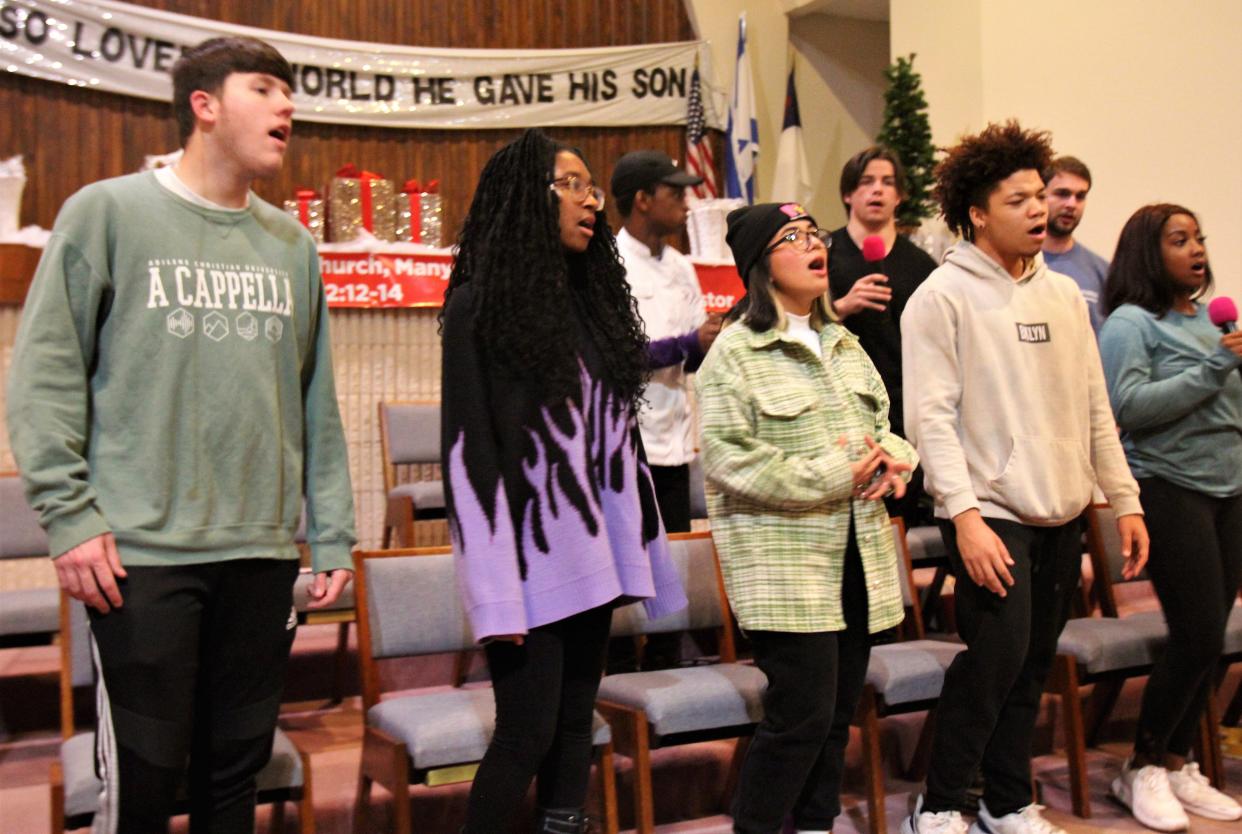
[685,67,718,198]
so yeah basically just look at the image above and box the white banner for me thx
[0,0,723,130]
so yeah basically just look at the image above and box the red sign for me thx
[319,250,453,308]
[693,261,746,314]
[318,249,742,311]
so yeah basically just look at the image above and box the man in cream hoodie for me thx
[900,122,1148,834]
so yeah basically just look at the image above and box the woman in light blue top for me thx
[1098,203,1242,828]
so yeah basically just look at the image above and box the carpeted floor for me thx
[3,622,1241,834]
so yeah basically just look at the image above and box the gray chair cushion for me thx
[1058,604,1242,674]
[0,587,58,637]
[0,476,49,558]
[866,639,964,706]
[368,688,611,770]
[390,480,446,512]
[610,535,722,638]
[61,731,101,819]
[61,728,304,819]
[905,526,947,566]
[1057,611,1168,673]
[292,569,356,614]
[595,663,766,738]
[383,403,441,464]
[364,553,474,657]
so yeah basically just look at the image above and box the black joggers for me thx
[87,558,300,834]
[1134,476,1242,761]
[923,518,1082,817]
[464,604,613,833]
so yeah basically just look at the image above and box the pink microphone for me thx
[861,235,887,264]
[1208,296,1238,334]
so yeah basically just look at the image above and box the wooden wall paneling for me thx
[0,0,723,548]
[0,0,711,233]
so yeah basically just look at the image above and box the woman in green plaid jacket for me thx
[697,203,918,834]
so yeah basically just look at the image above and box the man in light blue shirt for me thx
[1041,156,1110,334]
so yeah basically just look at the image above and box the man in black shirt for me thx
[829,146,936,524]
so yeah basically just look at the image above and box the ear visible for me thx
[968,203,987,233]
[634,189,653,213]
[189,89,218,129]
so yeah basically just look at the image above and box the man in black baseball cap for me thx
[611,150,719,542]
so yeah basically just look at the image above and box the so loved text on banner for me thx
[0,0,723,129]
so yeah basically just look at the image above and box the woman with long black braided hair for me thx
[440,128,686,833]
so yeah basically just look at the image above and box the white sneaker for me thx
[968,801,1065,834]
[1167,762,1242,821]
[1110,758,1190,832]
[902,794,969,834]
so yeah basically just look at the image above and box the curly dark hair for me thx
[1104,203,1213,317]
[933,121,1054,241]
[441,128,649,413]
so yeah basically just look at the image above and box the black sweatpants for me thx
[1134,477,1242,760]
[731,531,872,833]
[87,558,299,834]
[650,463,692,533]
[923,518,1082,816]
[464,604,613,832]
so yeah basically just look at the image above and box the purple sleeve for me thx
[647,330,705,371]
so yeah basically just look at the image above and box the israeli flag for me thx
[724,13,759,204]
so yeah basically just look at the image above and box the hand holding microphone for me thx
[1207,296,1242,361]
[834,234,892,318]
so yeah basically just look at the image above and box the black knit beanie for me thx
[725,202,815,287]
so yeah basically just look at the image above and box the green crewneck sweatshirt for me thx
[7,172,356,572]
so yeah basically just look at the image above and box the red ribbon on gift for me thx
[336,165,384,233]
[401,179,424,243]
[295,187,319,228]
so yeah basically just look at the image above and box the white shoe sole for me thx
[1110,776,1190,832]
[900,817,917,834]
[1177,797,1242,822]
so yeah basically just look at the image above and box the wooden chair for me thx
[853,518,965,834]
[0,472,59,648]
[352,545,619,834]
[378,401,445,548]
[1048,503,1242,817]
[594,531,766,833]
[49,594,314,832]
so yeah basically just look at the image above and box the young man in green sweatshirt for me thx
[899,122,1148,834]
[6,37,356,832]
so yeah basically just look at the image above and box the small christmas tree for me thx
[877,54,936,229]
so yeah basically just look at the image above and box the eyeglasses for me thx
[550,176,606,211]
[765,227,832,255]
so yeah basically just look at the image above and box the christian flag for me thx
[770,67,811,204]
[724,13,759,204]
[685,67,718,198]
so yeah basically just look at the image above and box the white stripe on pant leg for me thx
[91,639,119,834]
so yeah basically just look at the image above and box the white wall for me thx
[790,14,890,229]
[685,0,790,208]
[891,0,1242,299]
[684,0,890,228]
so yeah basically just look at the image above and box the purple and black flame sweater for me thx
[441,284,688,642]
